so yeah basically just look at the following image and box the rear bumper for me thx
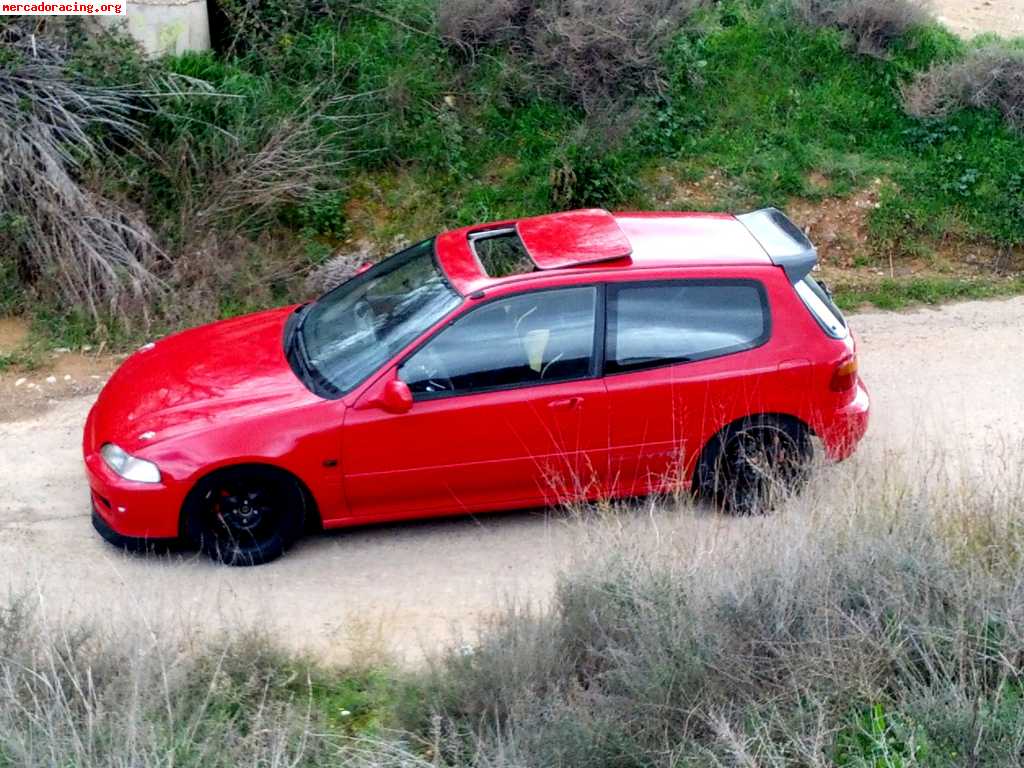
[818,379,870,461]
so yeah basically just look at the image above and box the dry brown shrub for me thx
[437,0,534,53]
[162,231,310,326]
[0,23,163,326]
[304,244,376,295]
[796,0,931,57]
[409,444,1024,765]
[438,0,707,112]
[158,92,366,239]
[905,45,1024,131]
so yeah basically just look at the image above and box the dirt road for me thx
[2,297,1023,663]
[935,0,1024,39]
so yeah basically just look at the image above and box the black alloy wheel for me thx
[700,417,813,515]
[187,466,306,566]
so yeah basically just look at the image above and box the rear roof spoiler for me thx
[736,208,816,282]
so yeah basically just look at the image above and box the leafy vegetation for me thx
[2,0,1023,351]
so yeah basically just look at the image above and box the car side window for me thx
[606,280,769,374]
[400,286,597,397]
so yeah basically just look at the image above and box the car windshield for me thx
[295,240,461,395]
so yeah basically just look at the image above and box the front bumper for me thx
[91,504,175,552]
[84,403,185,541]
[818,378,871,461]
[86,452,183,540]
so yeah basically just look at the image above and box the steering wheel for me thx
[406,347,455,394]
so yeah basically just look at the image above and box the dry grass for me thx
[0,23,162,328]
[163,93,369,238]
[3,447,1024,766]
[796,0,932,57]
[0,21,375,332]
[408,446,1024,766]
[905,44,1024,131]
[0,594,407,767]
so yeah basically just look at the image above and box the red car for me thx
[84,208,869,565]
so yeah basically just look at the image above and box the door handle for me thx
[549,397,583,410]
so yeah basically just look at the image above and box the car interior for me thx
[402,289,594,396]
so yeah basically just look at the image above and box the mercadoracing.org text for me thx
[2,2,125,14]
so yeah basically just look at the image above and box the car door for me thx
[601,277,775,497]
[340,284,609,519]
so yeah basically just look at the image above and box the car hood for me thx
[90,306,319,453]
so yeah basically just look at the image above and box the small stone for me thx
[63,375,72,381]
[90,375,101,380]
[14,378,26,387]
[45,376,57,384]
[54,347,70,354]
[82,345,93,353]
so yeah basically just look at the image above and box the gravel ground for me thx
[2,1,1023,665]
[934,0,1024,39]
[2,297,1023,664]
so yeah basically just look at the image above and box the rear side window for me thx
[606,280,769,374]
[795,276,848,339]
[401,286,597,397]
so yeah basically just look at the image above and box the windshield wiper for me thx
[287,303,343,398]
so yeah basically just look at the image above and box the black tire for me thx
[696,416,813,515]
[183,466,306,566]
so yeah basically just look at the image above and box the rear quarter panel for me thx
[598,264,849,493]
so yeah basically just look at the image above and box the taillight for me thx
[830,356,858,392]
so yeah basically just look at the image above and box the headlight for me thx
[100,443,162,484]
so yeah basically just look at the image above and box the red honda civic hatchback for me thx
[84,208,869,565]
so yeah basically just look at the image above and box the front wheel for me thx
[697,417,813,515]
[184,467,306,566]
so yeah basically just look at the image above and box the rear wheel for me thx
[698,417,813,515]
[184,467,306,566]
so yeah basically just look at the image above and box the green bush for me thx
[550,144,640,210]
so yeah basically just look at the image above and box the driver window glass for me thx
[400,286,597,397]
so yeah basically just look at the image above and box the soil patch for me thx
[0,351,116,423]
[0,317,28,355]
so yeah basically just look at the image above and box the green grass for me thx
[835,276,1024,311]
[12,0,1024,349]
[241,2,1024,250]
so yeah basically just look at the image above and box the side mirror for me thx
[379,378,413,414]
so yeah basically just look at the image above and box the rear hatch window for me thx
[795,275,847,338]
